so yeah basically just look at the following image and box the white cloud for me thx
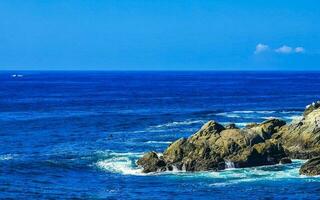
[254,43,269,54]
[295,47,305,53]
[254,43,306,55]
[275,45,293,54]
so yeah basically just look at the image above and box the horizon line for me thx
[1,69,320,72]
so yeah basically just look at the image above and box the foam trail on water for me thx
[151,120,205,128]
[207,160,318,187]
[0,154,17,161]
[95,151,144,175]
[145,141,172,144]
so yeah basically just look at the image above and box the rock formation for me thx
[299,157,320,176]
[273,101,320,159]
[137,101,320,175]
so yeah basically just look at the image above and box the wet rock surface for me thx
[299,157,320,176]
[137,101,320,175]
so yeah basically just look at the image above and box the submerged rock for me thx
[299,157,320,176]
[137,101,320,173]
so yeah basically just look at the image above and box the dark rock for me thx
[227,139,287,168]
[299,157,320,176]
[225,123,238,129]
[137,152,166,173]
[279,157,292,164]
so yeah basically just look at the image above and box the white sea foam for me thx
[96,157,143,175]
[207,160,314,187]
[221,122,248,127]
[284,115,303,120]
[233,110,276,114]
[96,151,320,185]
[225,161,235,169]
[12,74,23,78]
[145,141,172,144]
[96,151,144,175]
[234,122,249,127]
[216,113,241,118]
[262,116,278,120]
[0,154,17,161]
[152,120,205,128]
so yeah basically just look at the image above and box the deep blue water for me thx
[1,71,320,199]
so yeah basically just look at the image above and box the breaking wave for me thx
[207,160,317,186]
[0,154,18,161]
[95,151,144,175]
[151,120,205,128]
[95,151,317,185]
[145,141,172,144]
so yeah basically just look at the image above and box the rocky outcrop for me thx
[303,101,320,117]
[274,102,320,159]
[138,119,287,172]
[299,157,320,176]
[137,101,320,174]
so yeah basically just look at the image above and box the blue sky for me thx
[0,0,319,70]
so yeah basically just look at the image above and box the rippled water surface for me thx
[1,71,320,199]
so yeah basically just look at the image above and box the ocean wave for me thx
[233,110,276,114]
[0,154,18,161]
[216,113,241,118]
[151,120,205,128]
[207,160,313,187]
[96,157,143,175]
[95,151,315,182]
[95,151,145,175]
[145,141,172,144]
[221,122,248,127]
[284,115,303,120]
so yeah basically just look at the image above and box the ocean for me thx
[1,71,320,199]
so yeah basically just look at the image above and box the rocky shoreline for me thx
[137,101,320,176]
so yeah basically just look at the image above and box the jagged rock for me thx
[279,157,292,164]
[137,152,166,173]
[303,101,320,116]
[299,157,320,176]
[137,101,320,173]
[274,104,320,159]
[138,119,287,173]
[163,138,195,163]
[225,139,286,168]
[248,118,286,140]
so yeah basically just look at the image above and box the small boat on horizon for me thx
[11,74,23,78]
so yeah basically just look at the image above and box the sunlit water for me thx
[1,71,320,199]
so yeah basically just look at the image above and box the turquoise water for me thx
[1,71,320,199]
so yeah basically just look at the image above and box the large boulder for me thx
[274,102,320,159]
[163,121,225,171]
[299,157,320,176]
[136,152,166,173]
